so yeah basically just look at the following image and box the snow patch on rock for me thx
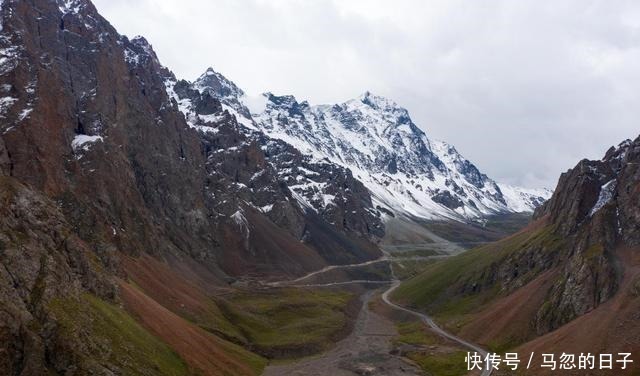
[252,91,552,221]
[231,209,248,229]
[0,96,17,116]
[72,134,103,154]
[589,179,617,216]
[182,67,553,222]
[58,0,83,15]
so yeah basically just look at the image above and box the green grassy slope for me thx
[391,224,564,321]
[217,288,356,358]
[395,321,468,376]
[50,293,189,376]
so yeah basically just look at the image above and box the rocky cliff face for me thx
[163,71,385,249]
[455,138,639,334]
[528,138,640,331]
[0,0,383,373]
[1,0,382,277]
[0,176,117,374]
[462,137,639,334]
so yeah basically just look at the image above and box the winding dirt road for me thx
[264,251,493,375]
[269,256,390,286]
[382,281,493,376]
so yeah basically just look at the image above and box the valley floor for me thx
[263,290,422,376]
[262,242,493,376]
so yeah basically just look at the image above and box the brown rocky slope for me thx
[393,137,640,374]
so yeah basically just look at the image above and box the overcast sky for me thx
[93,0,640,189]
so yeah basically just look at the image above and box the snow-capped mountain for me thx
[161,67,385,244]
[170,67,552,221]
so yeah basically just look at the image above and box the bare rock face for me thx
[0,176,116,375]
[163,70,385,259]
[0,138,10,174]
[526,137,640,332]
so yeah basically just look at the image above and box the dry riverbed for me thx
[263,290,422,376]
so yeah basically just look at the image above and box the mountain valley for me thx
[0,1,636,375]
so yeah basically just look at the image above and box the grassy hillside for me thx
[394,321,468,376]
[393,224,559,310]
[122,255,358,362]
[421,212,533,245]
[218,288,357,358]
[119,282,267,376]
[50,293,189,376]
[391,222,565,350]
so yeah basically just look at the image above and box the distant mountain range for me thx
[165,66,552,223]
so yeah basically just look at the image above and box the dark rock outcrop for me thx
[526,138,640,332]
[0,176,116,374]
[484,137,640,333]
[431,190,464,210]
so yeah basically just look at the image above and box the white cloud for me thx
[93,0,640,189]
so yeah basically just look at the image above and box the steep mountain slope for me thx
[163,70,385,254]
[1,0,382,277]
[0,0,380,373]
[175,70,551,221]
[254,92,553,221]
[393,137,640,373]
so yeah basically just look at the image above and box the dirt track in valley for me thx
[263,241,493,376]
[263,290,422,376]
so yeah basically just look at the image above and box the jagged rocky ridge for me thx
[163,69,383,242]
[254,92,553,220]
[469,137,640,332]
[169,68,551,222]
[528,137,640,330]
[1,0,382,277]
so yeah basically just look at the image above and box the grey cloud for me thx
[93,0,640,188]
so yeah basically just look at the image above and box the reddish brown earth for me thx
[441,244,640,375]
[121,254,235,335]
[119,280,257,376]
[223,209,328,280]
[458,268,560,348]
[513,246,640,375]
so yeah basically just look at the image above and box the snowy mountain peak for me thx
[264,93,310,117]
[170,67,552,221]
[195,67,245,99]
[131,35,150,46]
[266,93,298,106]
[357,91,400,111]
[130,36,155,56]
[123,35,161,67]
